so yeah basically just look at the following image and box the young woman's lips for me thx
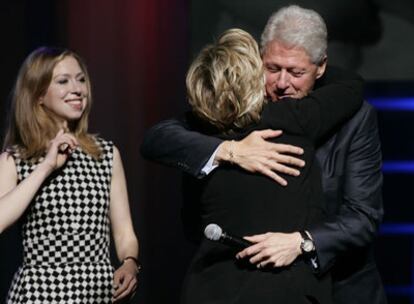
[66,99,83,110]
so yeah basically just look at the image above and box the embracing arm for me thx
[309,104,383,273]
[141,118,304,184]
[140,118,222,178]
[264,67,364,142]
[110,146,140,302]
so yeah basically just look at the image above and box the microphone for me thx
[204,223,252,249]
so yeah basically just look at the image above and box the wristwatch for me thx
[299,230,315,255]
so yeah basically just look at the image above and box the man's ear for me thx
[315,56,327,80]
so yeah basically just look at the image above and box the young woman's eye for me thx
[57,79,68,84]
[78,76,86,83]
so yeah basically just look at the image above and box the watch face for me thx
[302,239,314,252]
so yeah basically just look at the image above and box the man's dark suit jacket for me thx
[141,87,387,304]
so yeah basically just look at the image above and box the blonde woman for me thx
[0,47,139,303]
[180,28,362,304]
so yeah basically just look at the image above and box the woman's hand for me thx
[41,129,78,172]
[215,130,305,186]
[112,259,139,303]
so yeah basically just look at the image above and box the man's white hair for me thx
[261,5,328,65]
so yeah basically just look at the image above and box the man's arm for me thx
[141,118,305,182]
[309,103,383,273]
[140,119,222,178]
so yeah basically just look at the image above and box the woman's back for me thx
[181,112,331,304]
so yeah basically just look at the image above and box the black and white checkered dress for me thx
[6,138,114,303]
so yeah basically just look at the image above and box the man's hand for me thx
[236,232,302,268]
[216,129,305,185]
[112,260,139,303]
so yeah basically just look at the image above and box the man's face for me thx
[262,40,326,101]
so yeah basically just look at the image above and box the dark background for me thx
[0,1,413,303]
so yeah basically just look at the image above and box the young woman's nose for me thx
[69,79,82,95]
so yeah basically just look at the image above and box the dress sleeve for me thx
[263,67,364,142]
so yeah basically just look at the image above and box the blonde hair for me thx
[2,47,101,160]
[186,28,266,133]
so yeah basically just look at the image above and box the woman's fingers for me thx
[43,130,79,170]
[113,276,137,302]
[51,131,78,153]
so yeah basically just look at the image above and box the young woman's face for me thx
[40,56,88,126]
